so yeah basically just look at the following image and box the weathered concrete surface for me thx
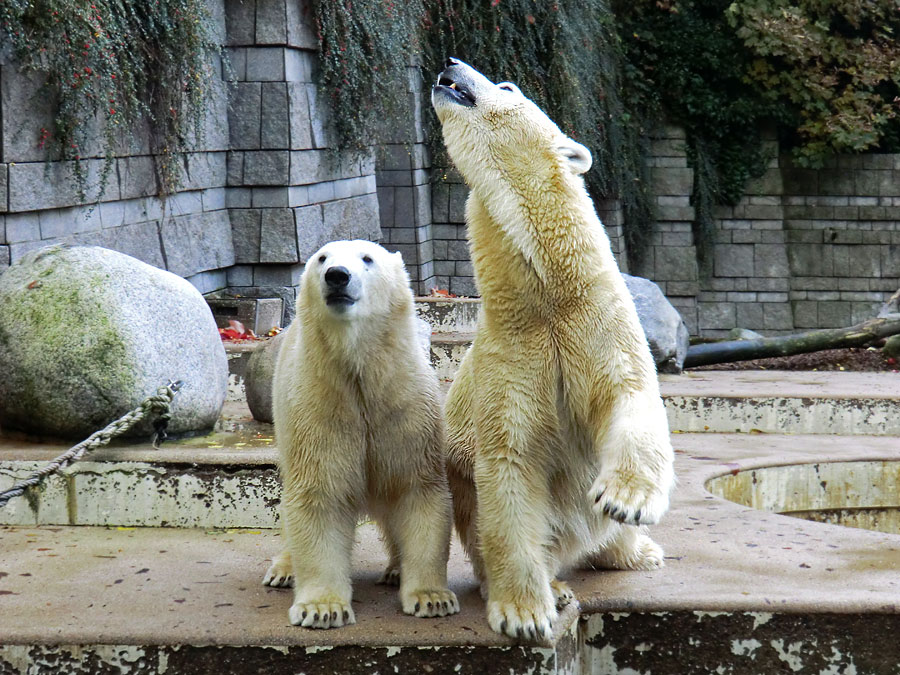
[1,430,899,673]
[661,370,900,435]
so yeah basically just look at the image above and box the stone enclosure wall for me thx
[1,1,898,336]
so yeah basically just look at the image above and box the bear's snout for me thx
[325,266,351,289]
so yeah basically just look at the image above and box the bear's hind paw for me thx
[402,589,460,618]
[550,579,576,609]
[262,557,294,588]
[377,565,401,586]
[289,600,355,629]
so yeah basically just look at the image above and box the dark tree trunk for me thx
[684,316,900,369]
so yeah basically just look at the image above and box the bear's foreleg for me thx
[379,485,459,618]
[588,390,675,526]
[281,487,358,628]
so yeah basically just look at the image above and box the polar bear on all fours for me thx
[263,240,459,628]
[432,59,676,641]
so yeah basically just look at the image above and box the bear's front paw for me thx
[289,600,355,629]
[401,589,460,618]
[377,565,401,587]
[262,556,294,588]
[487,599,556,642]
[589,471,670,525]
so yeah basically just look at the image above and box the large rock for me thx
[0,245,228,439]
[622,274,690,374]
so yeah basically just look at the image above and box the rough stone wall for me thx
[376,65,438,295]
[0,3,233,294]
[221,0,380,322]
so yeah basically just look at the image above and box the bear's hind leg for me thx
[380,488,460,618]
[263,549,294,588]
[581,522,664,571]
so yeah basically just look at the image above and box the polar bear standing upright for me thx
[432,59,675,640]
[263,240,459,628]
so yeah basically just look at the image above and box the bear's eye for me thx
[318,255,326,263]
[362,255,373,264]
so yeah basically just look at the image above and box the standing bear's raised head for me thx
[431,58,593,196]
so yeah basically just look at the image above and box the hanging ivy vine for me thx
[0,0,224,201]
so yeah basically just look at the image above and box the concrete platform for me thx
[2,429,899,673]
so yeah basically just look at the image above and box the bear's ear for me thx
[557,138,592,175]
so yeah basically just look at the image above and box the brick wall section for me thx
[376,65,438,295]
[221,0,380,322]
[0,3,233,293]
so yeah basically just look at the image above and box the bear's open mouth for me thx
[434,75,476,107]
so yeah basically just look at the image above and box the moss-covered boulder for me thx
[0,245,228,439]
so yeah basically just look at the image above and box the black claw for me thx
[332,611,337,621]
[312,612,319,622]
[500,619,507,633]
[594,490,605,503]
[634,509,642,522]
[414,602,420,613]
[301,610,307,620]
[427,601,433,609]
[516,626,524,639]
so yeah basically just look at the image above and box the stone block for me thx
[246,48,286,82]
[253,263,303,287]
[735,302,763,330]
[744,168,783,196]
[227,152,244,185]
[450,276,479,297]
[284,49,314,82]
[0,164,7,212]
[447,239,470,261]
[226,265,254,286]
[817,301,851,327]
[833,245,881,277]
[251,186,289,207]
[225,47,247,81]
[226,187,252,208]
[5,212,40,243]
[286,0,318,49]
[229,83,262,149]
[224,0,256,46]
[788,244,833,276]
[181,152,227,191]
[781,168,818,195]
[261,83,290,149]
[753,243,789,278]
[293,204,324,261]
[0,244,9,269]
[1,68,54,163]
[698,302,736,330]
[319,193,380,242]
[747,277,789,292]
[791,300,818,328]
[388,227,416,245]
[650,138,687,157]
[655,246,698,282]
[161,211,235,277]
[259,208,298,263]
[287,83,313,149]
[10,159,119,211]
[166,190,204,217]
[881,245,900,276]
[243,151,290,185]
[86,220,166,269]
[448,184,468,223]
[651,167,693,196]
[431,183,450,223]
[202,187,227,212]
[186,269,227,295]
[290,150,336,185]
[763,303,794,330]
[255,0,287,44]
[713,244,754,277]
[306,83,336,149]
[377,186,395,228]
[393,187,415,227]
[855,170,893,197]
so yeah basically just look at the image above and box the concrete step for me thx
[2,432,898,673]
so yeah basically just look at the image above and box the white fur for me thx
[433,61,675,641]
[264,240,459,628]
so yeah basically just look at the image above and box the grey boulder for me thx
[622,273,690,374]
[0,245,228,439]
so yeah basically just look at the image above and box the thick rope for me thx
[0,380,183,509]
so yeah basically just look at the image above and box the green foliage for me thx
[421,0,658,263]
[0,0,223,200]
[614,0,785,271]
[726,0,900,166]
[312,0,425,153]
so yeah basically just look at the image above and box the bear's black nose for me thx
[444,57,460,68]
[324,266,351,289]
